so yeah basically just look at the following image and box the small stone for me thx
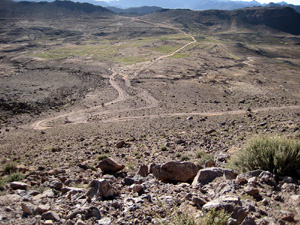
[204,160,214,168]
[75,219,86,225]
[10,182,29,190]
[245,187,259,197]
[21,202,35,215]
[44,220,54,225]
[137,165,148,177]
[35,204,51,214]
[131,184,143,193]
[48,178,63,190]
[235,175,247,185]
[280,210,294,222]
[247,177,258,185]
[97,158,125,173]
[192,196,206,209]
[262,198,268,206]
[123,177,134,186]
[41,211,60,221]
[116,141,126,148]
[97,217,112,225]
[272,194,282,201]
[61,186,84,194]
[290,195,300,207]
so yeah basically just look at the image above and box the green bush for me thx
[158,209,229,225]
[6,172,26,182]
[196,151,214,165]
[228,135,300,176]
[2,162,16,174]
[97,154,109,161]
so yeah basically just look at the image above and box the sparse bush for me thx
[2,162,16,174]
[180,154,190,161]
[97,154,109,161]
[157,208,229,225]
[6,172,26,182]
[196,151,214,165]
[200,209,230,225]
[160,145,168,151]
[228,135,300,176]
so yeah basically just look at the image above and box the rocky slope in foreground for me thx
[1,155,300,224]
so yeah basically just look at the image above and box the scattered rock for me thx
[116,141,126,148]
[41,211,60,221]
[97,158,125,173]
[154,161,199,182]
[35,204,51,215]
[279,210,294,222]
[137,165,148,177]
[203,195,247,224]
[48,178,63,190]
[214,151,230,166]
[192,196,206,209]
[86,179,118,199]
[192,167,237,187]
[21,202,35,215]
[10,182,29,190]
[98,217,112,225]
[130,184,143,193]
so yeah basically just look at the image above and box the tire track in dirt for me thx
[30,19,197,130]
[102,105,300,123]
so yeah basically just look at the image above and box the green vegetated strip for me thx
[34,34,193,61]
[114,55,152,65]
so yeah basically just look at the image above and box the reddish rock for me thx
[155,161,199,182]
[97,158,125,173]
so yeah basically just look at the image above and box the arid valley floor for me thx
[0,3,300,224]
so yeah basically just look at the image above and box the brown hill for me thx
[0,0,113,19]
[144,7,300,35]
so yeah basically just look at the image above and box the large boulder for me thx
[86,179,118,199]
[203,195,247,224]
[192,167,237,187]
[152,161,199,182]
[97,158,124,173]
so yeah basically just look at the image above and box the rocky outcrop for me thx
[151,161,199,182]
[86,179,118,199]
[192,167,237,187]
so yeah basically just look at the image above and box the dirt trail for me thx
[102,105,300,123]
[30,19,197,130]
[30,19,299,130]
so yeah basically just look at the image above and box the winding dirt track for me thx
[30,19,300,130]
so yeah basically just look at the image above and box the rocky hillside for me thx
[0,0,113,18]
[144,7,300,35]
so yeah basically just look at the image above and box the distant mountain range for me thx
[11,0,300,13]
[2,0,300,35]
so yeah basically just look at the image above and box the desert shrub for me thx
[196,151,214,165]
[6,172,26,182]
[180,154,190,161]
[160,145,168,151]
[200,209,230,225]
[2,162,16,174]
[228,135,300,176]
[157,209,229,225]
[97,154,109,161]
